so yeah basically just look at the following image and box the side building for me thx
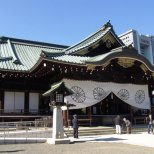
[119,30,154,64]
[119,30,154,114]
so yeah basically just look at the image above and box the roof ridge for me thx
[64,21,113,53]
[0,36,69,49]
[12,41,66,50]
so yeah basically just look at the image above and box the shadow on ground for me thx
[94,137,127,142]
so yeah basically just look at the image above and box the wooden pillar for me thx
[148,84,153,115]
[87,106,92,126]
[66,106,70,127]
[24,91,29,114]
[0,90,4,115]
[63,110,68,127]
[130,106,133,124]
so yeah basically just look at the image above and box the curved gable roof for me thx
[64,22,124,55]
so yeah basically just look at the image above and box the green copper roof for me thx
[42,81,63,96]
[64,27,111,55]
[1,22,121,71]
[42,81,74,96]
[48,55,90,64]
[0,37,67,71]
[2,22,152,73]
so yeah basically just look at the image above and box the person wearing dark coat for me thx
[114,115,122,134]
[146,114,153,134]
[123,117,131,134]
[72,114,78,138]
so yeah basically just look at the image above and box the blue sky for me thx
[0,0,153,46]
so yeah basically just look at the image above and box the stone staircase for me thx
[64,124,147,137]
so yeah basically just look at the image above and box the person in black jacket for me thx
[72,114,78,138]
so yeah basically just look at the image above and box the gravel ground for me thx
[0,142,154,154]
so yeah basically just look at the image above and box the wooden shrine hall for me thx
[0,22,154,125]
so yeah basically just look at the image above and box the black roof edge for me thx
[0,36,69,49]
[0,56,13,61]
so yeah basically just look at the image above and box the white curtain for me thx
[63,79,150,110]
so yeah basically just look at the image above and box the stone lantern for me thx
[42,81,73,144]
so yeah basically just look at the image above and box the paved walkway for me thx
[0,133,154,154]
[1,130,154,148]
[70,132,154,148]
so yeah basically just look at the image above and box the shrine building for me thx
[0,22,154,125]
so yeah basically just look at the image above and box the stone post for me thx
[52,106,64,139]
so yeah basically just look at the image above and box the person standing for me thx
[123,117,131,134]
[72,114,78,138]
[114,115,122,134]
[146,114,153,134]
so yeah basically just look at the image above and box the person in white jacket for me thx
[114,115,122,134]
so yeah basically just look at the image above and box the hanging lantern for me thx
[152,90,154,95]
[65,69,67,73]
[43,63,47,67]
[111,93,113,99]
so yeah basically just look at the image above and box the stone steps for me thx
[65,125,148,137]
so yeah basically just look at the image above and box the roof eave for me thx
[85,48,154,72]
